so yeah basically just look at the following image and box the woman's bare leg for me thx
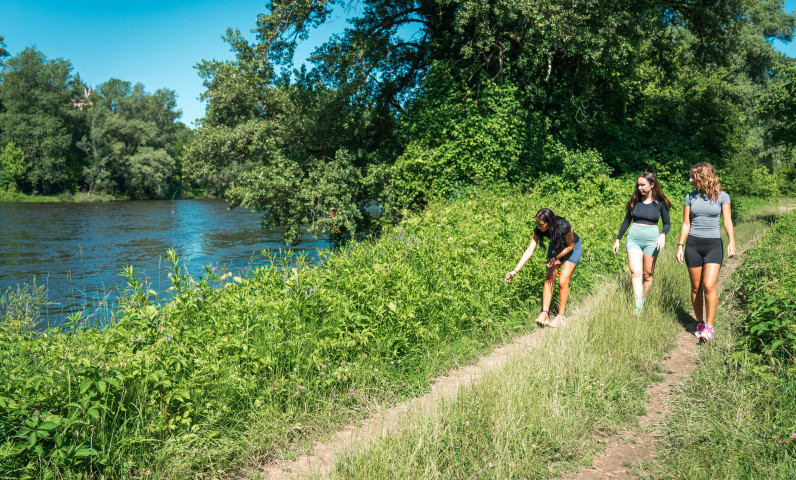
[701,263,722,326]
[688,266,704,323]
[543,264,560,312]
[627,250,645,301]
[642,254,658,298]
[557,261,578,314]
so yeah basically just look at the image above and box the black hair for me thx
[535,208,569,257]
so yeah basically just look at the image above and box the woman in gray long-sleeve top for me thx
[613,172,671,314]
[675,163,736,341]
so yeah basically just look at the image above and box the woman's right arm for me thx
[613,209,632,254]
[505,233,539,281]
[675,206,691,265]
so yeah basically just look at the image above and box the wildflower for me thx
[322,364,326,369]
[341,361,346,366]
[332,394,337,399]
[349,388,354,393]
[211,266,217,273]
[168,334,172,341]
[320,371,325,376]
[297,385,305,390]
[792,433,796,439]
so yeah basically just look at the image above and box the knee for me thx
[703,282,717,294]
[558,278,570,290]
[643,272,654,283]
[691,285,702,295]
[631,270,643,280]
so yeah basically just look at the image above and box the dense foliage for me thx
[0,184,633,478]
[735,209,796,361]
[0,46,191,199]
[185,0,795,243]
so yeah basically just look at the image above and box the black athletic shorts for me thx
[684,235,723,268]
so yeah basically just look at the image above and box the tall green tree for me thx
[0,47,84,193]
[77,79,187,198]
[190,0,795,241]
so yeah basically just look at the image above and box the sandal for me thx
[534,312,550,326]
[548,314,567,328]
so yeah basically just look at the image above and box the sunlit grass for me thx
[650,204,796,479]
[329,254,688,479]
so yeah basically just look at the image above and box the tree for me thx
[190,0,796,241]
[0,34,8,65]
[0,142,25,190]
[77,78,186,197]
[0,47,83,193]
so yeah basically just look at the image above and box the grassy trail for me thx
[254,202,775,480]
[648,201,796,479]
[572,214,767,479]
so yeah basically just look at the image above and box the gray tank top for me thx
[684,191,731,238]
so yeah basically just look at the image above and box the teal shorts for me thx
[626,224,660,257]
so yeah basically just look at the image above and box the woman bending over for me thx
[675,163,735,341]
[613,172,671,314]
[505,208,583,328]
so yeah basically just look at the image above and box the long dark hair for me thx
[536,208,569,257]
[625,172,672,212]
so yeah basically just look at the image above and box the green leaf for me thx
[74,448,98,458]
[79,379,94,394]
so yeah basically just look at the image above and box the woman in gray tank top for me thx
[675,163,736,341]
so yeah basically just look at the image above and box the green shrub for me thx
[735,210,796,362]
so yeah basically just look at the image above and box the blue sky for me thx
[1,1,353,127]
[2,1,795,128]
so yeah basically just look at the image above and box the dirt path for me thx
[250,326,553,479]
[570,237,753,480]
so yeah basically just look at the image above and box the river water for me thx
[0,200,328,328]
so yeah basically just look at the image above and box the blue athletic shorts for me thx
[547,239,583,265]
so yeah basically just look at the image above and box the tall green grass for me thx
[329,247,691,479]
[1,185,633,479]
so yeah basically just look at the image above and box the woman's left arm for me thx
[657,203,671,251]
[722,203,735,257]
[548,230,575,267]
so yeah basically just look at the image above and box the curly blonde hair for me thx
[690,163,722,202]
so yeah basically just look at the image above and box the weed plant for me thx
[1,183,642,479]
[652,208,796,479]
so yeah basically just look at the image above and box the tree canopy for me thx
[184,0,795,243]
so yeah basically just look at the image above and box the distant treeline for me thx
[0,37,193,200]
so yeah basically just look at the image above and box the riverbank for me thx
[1,185,785,479]
[0,187,207,203]
[0,182,629,478]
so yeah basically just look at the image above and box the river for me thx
[0,199,328,328]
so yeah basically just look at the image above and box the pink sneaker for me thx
[701,324,714,341]
[695,322,705,338]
